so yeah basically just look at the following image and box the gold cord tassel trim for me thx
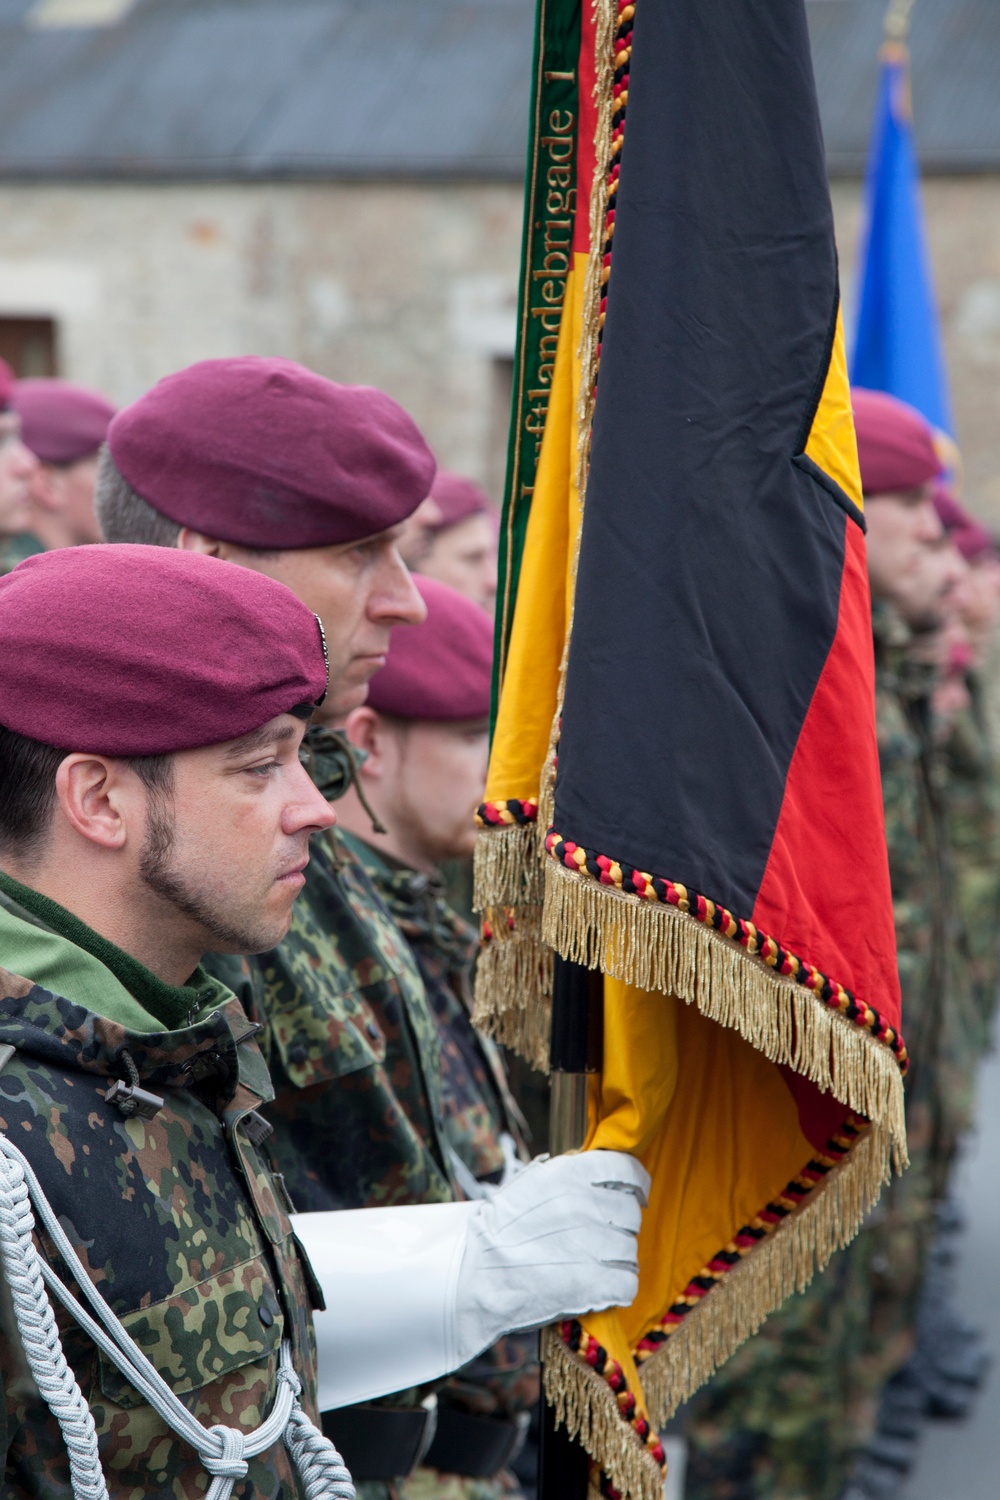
[542,1325,667,1500]
[543,860,908,1162]
[474,820,544,912]
[472,822,552,1068]
[641,1120,892,1424]
[473,914,553,1072]
[541,1123,891,1498]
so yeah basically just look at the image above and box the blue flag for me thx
[850,48,953,436]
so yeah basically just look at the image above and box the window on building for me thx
[0,318,58,377]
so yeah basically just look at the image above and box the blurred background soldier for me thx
[416,471,499,614]
[0,359,36,574]
[396,490,445,571]
[14,377,116,550]
[408,470,502,940]
[933,485,1000,1043]
[336,572,537,1500]
[95,357,537,1498]
[843,391,968,1500]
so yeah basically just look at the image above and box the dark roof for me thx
[808,0,1000,174]
[0,0,996,180]
[0,0,536,179]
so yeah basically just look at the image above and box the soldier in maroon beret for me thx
[95,357,632,1494]
[852,386,946,627]
[848,389,986,1456]
[97,357,430,715]
[418,470,500,613]
[0,359,37,570]
[15,377,116,549]
[334,575,538,1493]
[0,543,352,1498]
[340,574,495,866]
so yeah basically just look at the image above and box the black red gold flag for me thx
[475,1,908,1497]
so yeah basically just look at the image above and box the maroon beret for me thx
[933,481,995,563]
[429,470,495,532]
[366,575,493,721]
[0,544,328,755]
[851,388,941,496]
[108,357,436,549]
[14,378,116,465]
[0,359,13,412]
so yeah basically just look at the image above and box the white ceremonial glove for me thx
[293,1148,649,1412]
[452,1149,649,1366]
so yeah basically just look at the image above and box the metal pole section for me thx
[548,956,604,1152]
[539,956,605,1498]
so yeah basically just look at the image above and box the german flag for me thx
[475,2,908,1496]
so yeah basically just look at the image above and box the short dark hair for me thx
[94,445,182,547]
[0,721,173,865]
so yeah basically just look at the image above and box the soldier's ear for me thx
[177,527,226,558]
[343,706,383,776]
[54,754,130,852]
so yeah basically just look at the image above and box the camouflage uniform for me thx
[344,832,527,1181]
[941,682,1000,1084]
[0,873,323,1499]
[343,834,539,1500]
[845,607,946,1447]
[683,604,949,1500]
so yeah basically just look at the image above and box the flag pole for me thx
[539,957,605,1498]
[549,957,603,1153]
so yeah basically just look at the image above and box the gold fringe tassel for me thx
[542,1325,667,1500]
[473,912,553,1073]
[543,860,908,1163]
[641,1120,892,1424]
[540,1122,891,1500]
[473,820,544,914]
[472,822,553,1068]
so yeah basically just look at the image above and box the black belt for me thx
[425,1406,530,1478]
[321,1399,528,1481]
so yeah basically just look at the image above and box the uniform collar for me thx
[340,831,475,971]
[0,868,227,1032]
[0,962,272,1106]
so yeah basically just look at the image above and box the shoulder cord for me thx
[0,1134,354,1500]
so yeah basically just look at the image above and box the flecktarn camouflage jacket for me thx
[0,967,322,1499]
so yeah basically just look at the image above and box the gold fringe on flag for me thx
[543,859,908,1159]
[542,1118,891,1495]
[473,819,545,913]
[472,820,552,1068]
[639,1119,890,1422]
[543,1327,668,1500]
[472,913,553,1074]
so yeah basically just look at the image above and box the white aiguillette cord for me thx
[0,1133,355,1500]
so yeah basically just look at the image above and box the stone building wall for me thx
[0,179,525,497]
[1,174,1000,521]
